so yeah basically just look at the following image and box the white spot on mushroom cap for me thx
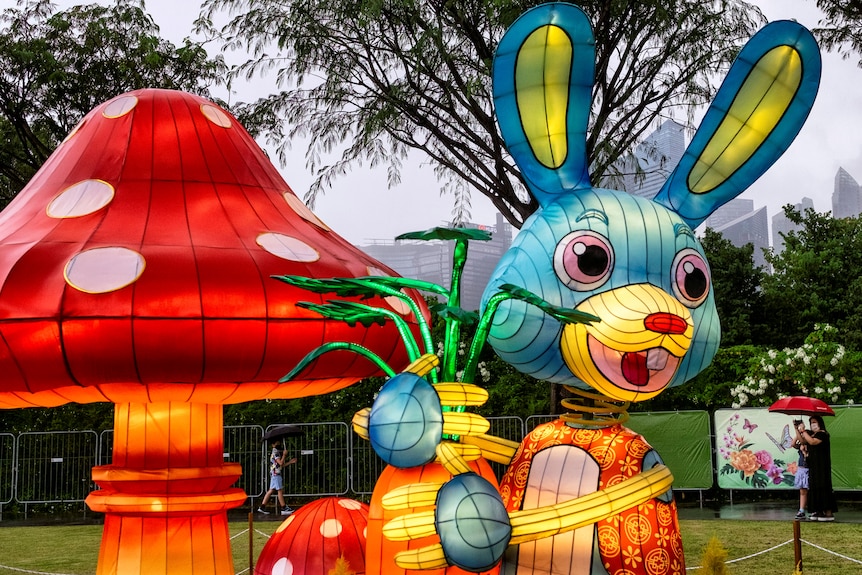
[64,247,145,294]
[47,180,114,218]
[257,233,320,262]
[271,557,293,575]
[337,499,363,510]
[275,514,295,534]
[201,104,232,128]
[367,266,412,316]
[283,192,330,231]
[320,518,343,538]
[102,95,138,118]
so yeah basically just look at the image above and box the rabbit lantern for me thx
[293,3,821,575]
[480,3,820,574]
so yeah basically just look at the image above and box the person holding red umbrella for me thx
[797,415,837,521]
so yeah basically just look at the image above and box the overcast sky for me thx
[25,0,862,245]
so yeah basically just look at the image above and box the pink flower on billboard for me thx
[754,450,774,469]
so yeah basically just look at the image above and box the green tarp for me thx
[627,411,713,489]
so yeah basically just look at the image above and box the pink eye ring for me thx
[553,230,614,291]
[672,248,710,307]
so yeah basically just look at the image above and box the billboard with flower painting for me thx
[714,407,862,490]
[715,409,801,489]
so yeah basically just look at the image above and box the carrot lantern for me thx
[0,89,424,574]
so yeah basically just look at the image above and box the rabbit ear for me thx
[493,3,594,208]
[653,20,821,228]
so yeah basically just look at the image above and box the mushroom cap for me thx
[255,497,369,575]
[0,89,426,408]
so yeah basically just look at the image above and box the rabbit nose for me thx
[644,312,687,334]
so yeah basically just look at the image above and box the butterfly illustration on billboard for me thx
[766,424,794,452]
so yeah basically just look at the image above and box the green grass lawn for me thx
[0,519,859,574]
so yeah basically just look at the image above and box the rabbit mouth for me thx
[588,336,680,393]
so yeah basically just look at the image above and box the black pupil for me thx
[577,244,608,277]
[685,268,707,299]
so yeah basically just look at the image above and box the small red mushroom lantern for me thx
[0,89,425,574]
[255,497,370,575]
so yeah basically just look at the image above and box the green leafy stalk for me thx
[353,277,436,361]
[353,276,449,297]
[298,300,423,362]
[275,274,437,369]
[272,276,388,299]
[280,341,395,382]
[396,227,491,382]
[275,226,492,385]
[441,238,468,381]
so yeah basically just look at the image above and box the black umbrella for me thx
[262,424,304,441]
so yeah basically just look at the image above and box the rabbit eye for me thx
[554,231,614,291]
[672,249,710,307]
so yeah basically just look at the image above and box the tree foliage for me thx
[813,0,862,67]
[0,0,226,205]
[732,323,862,408]
[700,228,765,347]
[197,0,764,228]
[763,206,862,349]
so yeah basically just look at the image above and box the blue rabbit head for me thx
[482,2,820,402]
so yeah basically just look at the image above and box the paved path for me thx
[678,500,862,523]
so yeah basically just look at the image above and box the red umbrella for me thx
[768,396,835,416]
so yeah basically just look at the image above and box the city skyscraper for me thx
[832,167,861,219]
[619,119,686,198]
[704,199,755,230]
[772,197,814,254]
[705,201,770,269]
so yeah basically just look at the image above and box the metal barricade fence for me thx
[350,436,386,496]
[486,416,527,481]
[487,415,526,442]
[270,422,351,499]
[0,433,13,505]
[15,431,98,504]
[0,417,555,510]
[525,414,557,432]
[225,425,266,499]
[98,429,112,466]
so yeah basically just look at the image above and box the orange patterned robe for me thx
[498,419,684,575]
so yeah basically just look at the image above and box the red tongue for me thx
[621,352,649,386]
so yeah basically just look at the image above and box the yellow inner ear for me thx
[515,25,572,169]
[688,45,802,193]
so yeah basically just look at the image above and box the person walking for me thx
[797,415,836,521]
[257,439,297,515]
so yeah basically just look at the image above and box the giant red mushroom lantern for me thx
[0,89,425,574]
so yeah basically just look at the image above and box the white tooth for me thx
[647,348,669,370]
